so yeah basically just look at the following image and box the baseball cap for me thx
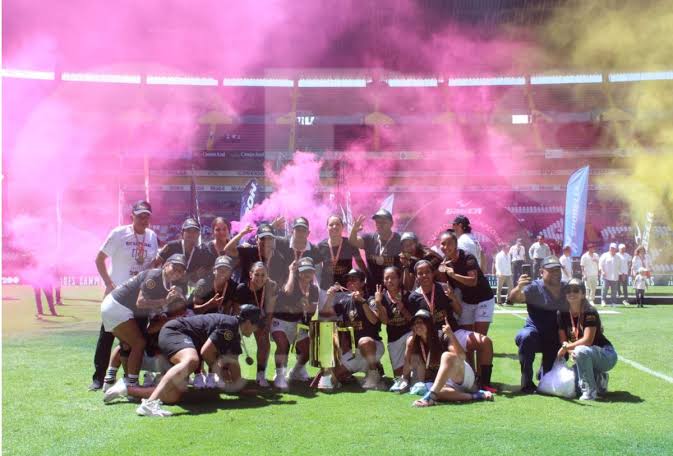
[239,304,262,325]
[516,238,523,243]
[618,243,626,249]
[345,268,366,281]
[132,200,152,216]
[297,257,316,273]
[400,232,418,243]
[413,309,432,322]
[292,217,310,229]
[564,278,586,294]
[452,215,470,227]
[256,223,274,239]
[609,242,618,249]
[182,218,201,231]
[372,209,393,221]
[165,253,187,268]
[213,255,234,271]
[542,256,562,269]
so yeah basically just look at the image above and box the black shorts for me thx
[158,321,198,360]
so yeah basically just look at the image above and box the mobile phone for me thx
[522,264,532,276]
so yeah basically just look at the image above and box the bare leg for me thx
[144,349,199,403]
[112,320,146,379]
[254,327,270,372]
[295,338,310,365]
[358,337,378,370]
[272,331,290,369]
[474,321,490,336]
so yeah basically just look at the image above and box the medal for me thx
[375,256,384,266]
[135,232,146,265]
[438,264,447,273]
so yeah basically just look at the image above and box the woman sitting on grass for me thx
[557,278,618,401]
[404,309,493,407]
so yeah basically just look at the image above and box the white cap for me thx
[618,243,626,249]
[609,242,618,249]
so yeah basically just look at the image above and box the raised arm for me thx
[224,224,254,256]
[508,275,531,303]
[348,215,366,250]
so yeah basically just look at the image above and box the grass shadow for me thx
[493,353,519,361]
[175,389,298,415]
[599,390,644,403]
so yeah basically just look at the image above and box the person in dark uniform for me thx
[200,217,233,269]
[274,217,321,286]
[398,231,443,290]
[225,223,287,285]
[233,261,279,387]
[100,253,187,389]
[325,269,384,390]
[104,305,262,417]
[509,256,568,394]
[271,257,320,391]
[154,218,208,286]
[403,310,493,407]
[349,209,402,295]
[316,215,358,291]
[190,255,238,315]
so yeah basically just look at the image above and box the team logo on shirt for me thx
[348,309,358,321]
[145,279,156,289]
[223,329,234,341]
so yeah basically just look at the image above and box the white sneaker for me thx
[256,371,270,388]
[103,378,128,403]
[622,300,631,306]
[205,373,218,389]
[362,369,382,390]
[273,369,289,391]
[389,377,405,392]
[287,365,310,382]
[192,373,206,389]
[136,398,172,417]
[142,372,155,387]
[579,390,597,401]
[317,373,336,390]
[600,300,607,307]
[102,380,115,393]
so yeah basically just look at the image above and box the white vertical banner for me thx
[380,193,395,215]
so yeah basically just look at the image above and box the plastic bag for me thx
[537,360,577,398]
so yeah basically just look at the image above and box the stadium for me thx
[2,0,673,454]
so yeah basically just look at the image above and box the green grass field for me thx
[3,285,673,455]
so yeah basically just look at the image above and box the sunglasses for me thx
[566,287,582,294]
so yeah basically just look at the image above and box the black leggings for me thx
[635,289,645,306]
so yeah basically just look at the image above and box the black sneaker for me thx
[88,379,103,391]
[520,383,537,394]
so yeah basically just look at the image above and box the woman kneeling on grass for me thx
[557,278,617,401]
[104,305,261,417]
[404,309,493,407]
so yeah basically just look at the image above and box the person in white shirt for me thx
[528,235,551,279]
[599,243,622,307]
[633,267,649,308]
[89,200,159,391]
[580,244,600,304]
[509,238,526,285]
[452,215,482,267]
[494,244,513,305]
[559,245,573,282]
[617,243,632,305]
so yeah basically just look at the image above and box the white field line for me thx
[501,309,673,384]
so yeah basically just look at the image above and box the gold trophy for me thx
[306,305,354,391]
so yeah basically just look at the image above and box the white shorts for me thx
[453,329,472,352]
[341,339,385,373]
[387,332,412,371]
[101,294,134,332]
[458,298,495,325]
[270,318,308,344]
[445,361,476,392]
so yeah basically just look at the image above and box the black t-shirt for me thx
[409,283,459,332]
[112,269,180,317]
[189,276,238,314]
[557,309,612,348]
[445,249,494,304]
[236,244,287,286]
[158,240,209,274]
[316,237,356,290]
[167,314,242,356]
[273,237,321,286]
[409,332,451,382]
[405,246,444,273]
[200,240,228,270]
[233,280,278,317]
[333,292,381,343]
[373,290,417,342]
[362,232,402,290]
[274,280,320,323]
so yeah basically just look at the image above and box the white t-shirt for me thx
[631,255,648,276]
[529,242,551,260]
[495,251,512,276]
[599,252,621,281]
[458,233,481,266]
[509,244,526,262]
[559,254,573,282]
[580,252,599,277]
[617,252,632,275]
[100,225,159,286]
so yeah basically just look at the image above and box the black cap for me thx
[372,209,393,221]
[400,231,418,243]
[132,200,152,216]
[297,257,316,273]
[213,255,234,271]
[345,268,366,281]
[542,256,562,269]
[292,217,310,229]
[182,218,200,231]
[413,309,432,321]
[256,223,274,239]
[165,253,187,268]
[452,215,470,227]
[239,304,262,325]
